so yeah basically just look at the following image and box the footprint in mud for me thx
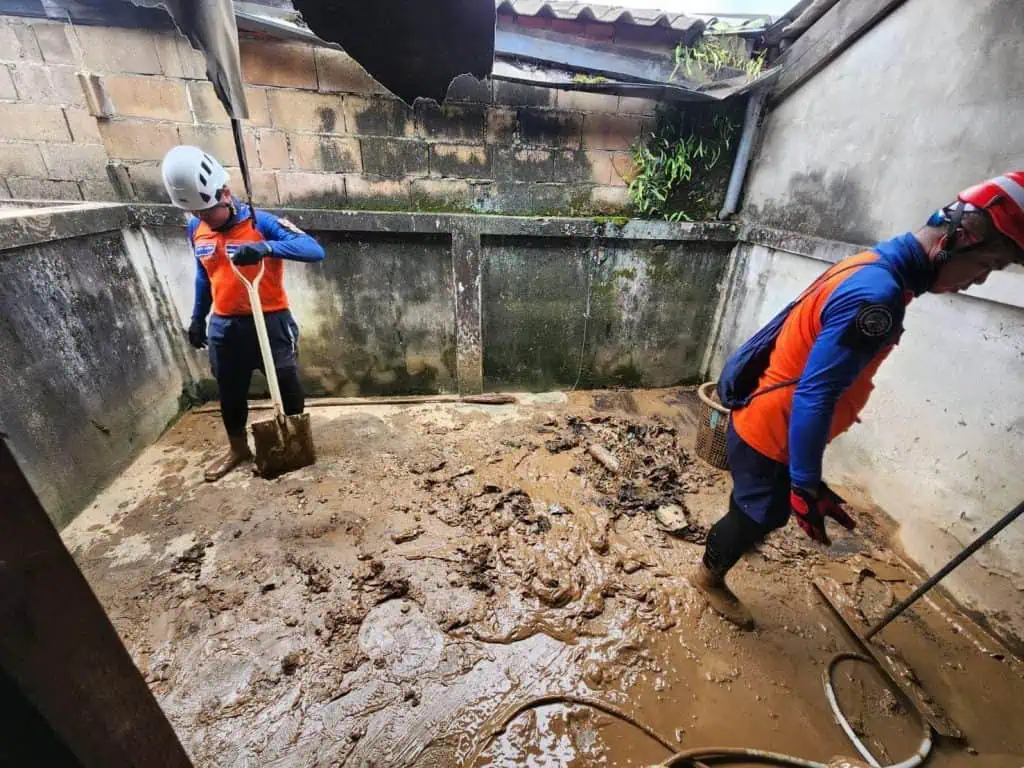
[358,600,445,679]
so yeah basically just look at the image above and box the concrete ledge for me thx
[739,223,863,263]
[0,203,132,252]
[741,222,1024,312]
[131,203,740,242]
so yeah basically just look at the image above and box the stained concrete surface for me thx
[0,230,188,526]
[481,237,731,390]
[64,389,1024,767]
[741,0,1024,307]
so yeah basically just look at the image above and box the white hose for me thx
[823,653,934,768]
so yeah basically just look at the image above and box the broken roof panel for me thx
[495,0,703,32]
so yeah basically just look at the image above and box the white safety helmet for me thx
[161,145,230,211]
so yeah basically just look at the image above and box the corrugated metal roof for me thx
[495,0,703,32]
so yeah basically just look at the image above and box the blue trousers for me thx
[207,310,304,437]
[703,423,791,575]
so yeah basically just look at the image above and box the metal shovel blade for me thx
[251,412,316,479]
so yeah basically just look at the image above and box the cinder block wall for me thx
[0,15,652,214]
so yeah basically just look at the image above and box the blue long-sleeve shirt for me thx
[188,202,324,323]
[788,234,931,489]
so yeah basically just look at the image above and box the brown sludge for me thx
[63,388,1024,768]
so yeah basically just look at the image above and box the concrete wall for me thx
[0,205,193,527]
[743,0,1024,306]
[483,234,732,390]
[141,206,737,397]
[0,14,649,214]
[0,203,735,525]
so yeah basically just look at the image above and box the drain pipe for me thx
[717,89,767,220]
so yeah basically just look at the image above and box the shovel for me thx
[228,256,316,478]
[227,106,315,477]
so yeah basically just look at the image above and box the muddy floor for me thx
[64,388,1024,768]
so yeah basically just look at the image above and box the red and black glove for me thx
[790,482,855,546]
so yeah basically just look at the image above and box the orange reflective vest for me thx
[731,251,901,464]
[191,215,288,317]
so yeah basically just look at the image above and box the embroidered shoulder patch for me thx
[855,304,894,338]
[277,217,305,235]
[839,301,899,352]
[194,243,215,259]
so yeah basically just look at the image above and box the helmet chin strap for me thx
[933,203,965,271]
[930,203,987,284]
[210,195,237,232]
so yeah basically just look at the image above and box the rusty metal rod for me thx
[865,500,1024,641]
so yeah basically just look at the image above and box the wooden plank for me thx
[0,439,193,767]
[772,0,909,105]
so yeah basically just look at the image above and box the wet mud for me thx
[63,388,1024,767]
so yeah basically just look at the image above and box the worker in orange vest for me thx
[162,146,326,482]
[693,173,1024,628]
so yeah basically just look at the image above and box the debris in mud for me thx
[457,542,496,594]
[281,650,305,675]
[373,576,410,604]
[581,592,605,618]
[324,599,370,643]
[587,443,620,473]
[490,488,551,534]
[286,552,333,594]
[409,457,446,475]
[620,558,645,574]
[544,435,579,453]
[655,503,688,532]
[402,684,421,706]
[352,557,385,584]
[583,660,605,688]
[171,540,210,579]
[539,415,716,542]
[421,464,475,489]
[390,525,424,544]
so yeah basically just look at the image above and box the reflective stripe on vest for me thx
[193,215,288,317]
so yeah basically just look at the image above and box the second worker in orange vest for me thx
[162,146,326,482]
[693,173,1024,628]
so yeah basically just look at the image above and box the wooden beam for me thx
[772,0,909,105]
[0,440,192,767]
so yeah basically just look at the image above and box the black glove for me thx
[187,318,207,349]
[790,482,855,546]
[231,241,273,266]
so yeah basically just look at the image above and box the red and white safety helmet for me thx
[957,172,1024,256]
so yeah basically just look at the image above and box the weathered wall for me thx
[143,206,736,397]
[726,0,1024,648]
[0,207,192,527]
[483,235,732,390]
[743,0,1024,303]
[146,222,459,397]
[0,14,649,214]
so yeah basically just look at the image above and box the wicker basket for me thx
[695,381,730,470]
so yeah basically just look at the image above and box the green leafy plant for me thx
[628,106,740,221]
[671,37,765,82]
